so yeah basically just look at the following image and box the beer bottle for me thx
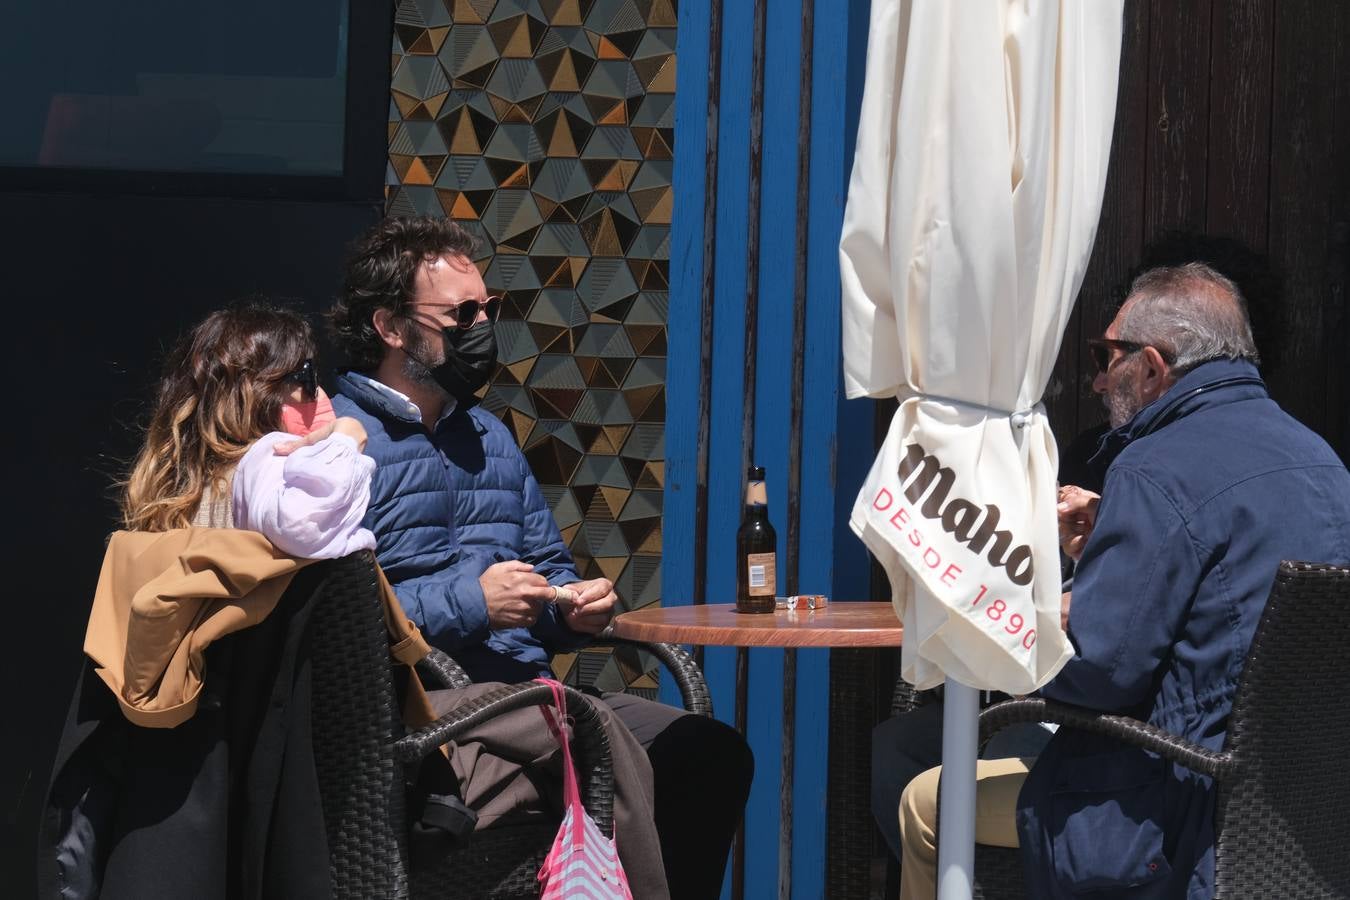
[736,465,777,613]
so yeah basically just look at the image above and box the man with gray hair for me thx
[895,262,1350,899]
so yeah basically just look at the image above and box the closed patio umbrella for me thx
[839,1,1124,896]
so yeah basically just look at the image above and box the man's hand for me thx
[274,416,369,455]
[480,560,554,629]
[1060,590,1072,633]
[1057,485,1101,562]
[559,577,618,635]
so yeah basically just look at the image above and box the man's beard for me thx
[402,322,447,394]
[1105,365,1143,429]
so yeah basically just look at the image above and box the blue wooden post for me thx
[666,0,874,896]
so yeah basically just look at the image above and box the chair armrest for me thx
[978,698,1236,780]
[589,637,714,717]
[415,647,473,690]
[393,681,617,835]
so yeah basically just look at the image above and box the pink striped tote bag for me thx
[535,678,633,900]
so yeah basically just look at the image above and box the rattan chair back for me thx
[306,551,413,899]
[1211,560,1350,899]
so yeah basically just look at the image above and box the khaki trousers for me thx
[897,757,1034,900]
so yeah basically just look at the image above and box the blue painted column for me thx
[665,0,875,897]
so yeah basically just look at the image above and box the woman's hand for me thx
[274,416,368,456]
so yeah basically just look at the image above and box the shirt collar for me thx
[343,371,458,428]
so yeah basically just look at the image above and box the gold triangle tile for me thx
[589,430,618,453]
[575,357,600,381]
[630,672,659,690]
[550,50,581,92]
[534,196,560,220]
[406,29,436,55]
[422,92,449,119]
[391,90,422,119]
[506,409,535,444]
[449,110,482,154]
[644,187,672,224]
[647,0,677,27]
[598,35,627,60]
[453,0,487,24]
[505,358,537,384]
[586,210,623,256]
[551,651,577,681]
[500,163,531,188]
[551,0,584,26]
[450,192,480,219]
[503,16,534,58]
[487,94,515,121]
[598,101,627,126]
[501,102,532,124]
[539,257,572,286]
[389,153,416,180]
[547,113,579,156]
[404,157,435,185]
[646,56,676,93]
[596,557,628,582]
[600,485,630,514]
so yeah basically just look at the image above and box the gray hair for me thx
[1117,262,1260,372]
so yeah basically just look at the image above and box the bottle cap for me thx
[748,465,765,479]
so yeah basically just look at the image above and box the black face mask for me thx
[418,321,498,404]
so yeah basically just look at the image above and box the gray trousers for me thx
[429,684,683,900]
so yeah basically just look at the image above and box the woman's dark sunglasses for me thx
[423,296,505,330]
[1086,338,1147,374]
[284,358,318,401]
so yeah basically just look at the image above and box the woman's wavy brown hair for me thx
[121,302,316,531]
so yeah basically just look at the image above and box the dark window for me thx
[1,0,349,175]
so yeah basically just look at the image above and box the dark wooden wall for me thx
[863,0,1349,875]
[1049,0,1350,459]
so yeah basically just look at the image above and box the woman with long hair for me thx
[39,304,380,897]
[121,301,374,557]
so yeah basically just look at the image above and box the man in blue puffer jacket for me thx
[331,216,752,900]
[896,262,1350,899]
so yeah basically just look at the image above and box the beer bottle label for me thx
[746,552,777,596]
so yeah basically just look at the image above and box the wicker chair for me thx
[966,560,1350,899]
[304,551,711,899]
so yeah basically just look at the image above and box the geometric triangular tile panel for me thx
[388,0,673,692]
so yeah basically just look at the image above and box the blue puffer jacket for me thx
[1017,359,1350,899]
[333,371,588,683]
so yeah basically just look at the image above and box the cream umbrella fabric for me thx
[840,0,1123,695]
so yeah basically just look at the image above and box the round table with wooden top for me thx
[610,601,902,647]
[610,601,902,900]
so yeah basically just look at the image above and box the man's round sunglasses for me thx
[415,296,504,330]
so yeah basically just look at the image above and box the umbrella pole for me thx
[937,678,978,899]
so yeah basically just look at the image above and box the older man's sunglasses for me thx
[1087,338,1147,374]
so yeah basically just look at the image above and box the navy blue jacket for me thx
[1017,359,1350,899]
[333,372,587,683]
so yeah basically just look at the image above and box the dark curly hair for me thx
[330,216,479,371]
